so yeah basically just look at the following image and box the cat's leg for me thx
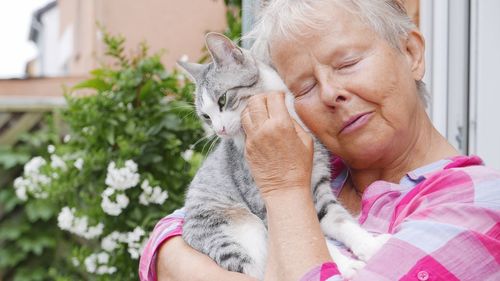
[225,207,267,279]
[325,239,365,279]
[183,206,267,280]
[313,179,390,261]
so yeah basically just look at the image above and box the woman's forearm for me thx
[157,236,258,281]
[264,188,332,280]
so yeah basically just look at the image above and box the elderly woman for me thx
[139,0,500,280]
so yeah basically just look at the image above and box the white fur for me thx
[227,214,268,279]
[326,240,366,279]
[321,215,390,262]
[258,63,310,133]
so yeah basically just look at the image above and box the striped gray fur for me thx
[178,33,389,279]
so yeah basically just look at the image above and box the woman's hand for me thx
[241,92,332,280]
[156,236,258,281]
[241,92,314,198]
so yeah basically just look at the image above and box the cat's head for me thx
[178,33,262,139]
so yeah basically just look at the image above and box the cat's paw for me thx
[337,257,366,279]
[351,233,391,262]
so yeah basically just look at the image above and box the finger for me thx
[246,94,269,126]
[240,107,254,134]
[292,119,313,148]
[266,92,291,120]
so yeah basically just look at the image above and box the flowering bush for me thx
[9,31,205,280]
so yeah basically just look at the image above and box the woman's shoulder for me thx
[394,155,500,217]
[419,155,500,188]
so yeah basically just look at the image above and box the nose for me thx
[319,83,348,107]
[217,126,227,135]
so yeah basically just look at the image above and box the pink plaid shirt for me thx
[139,155,500,280]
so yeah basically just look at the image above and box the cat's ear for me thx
[177,61,205,82]
[205,32,244,68]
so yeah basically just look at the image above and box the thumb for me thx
[292,119,313,149]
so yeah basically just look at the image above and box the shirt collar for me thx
[331,155,484,189]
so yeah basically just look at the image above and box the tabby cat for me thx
[178,32,389,279]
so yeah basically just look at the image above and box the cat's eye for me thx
[218,93,227,110]
[202,114,210,120]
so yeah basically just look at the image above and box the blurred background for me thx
[0,0,498,280]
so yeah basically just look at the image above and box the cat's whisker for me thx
[205,137,219,156]
[201,134,218,155]
[192,134,214,148]
[181,111,197,121]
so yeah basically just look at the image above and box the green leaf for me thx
[18,235,56,256]
[25,200,56,222]
[13,265,50,281]
[72,78,109,91]
[0,189,21,213]
[0,245,28,268]
[0,220,30,240]
[0,146,31,169]
[106,130,116,145]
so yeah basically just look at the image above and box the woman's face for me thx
[270,4,425,169]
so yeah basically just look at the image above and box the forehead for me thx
[269,3,376,84]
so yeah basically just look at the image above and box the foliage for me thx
[3,31,205,280]
[224,0,242,42]
[0,114,68,281]
[1,1,243,279]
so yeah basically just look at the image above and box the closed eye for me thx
[297,82,317,97]
[336,59,360,70]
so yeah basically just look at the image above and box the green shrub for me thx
[7,31,206,280]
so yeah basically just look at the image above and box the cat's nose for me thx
[217,126,227,135]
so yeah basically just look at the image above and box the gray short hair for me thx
[247,0,429,106]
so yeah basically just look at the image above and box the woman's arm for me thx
[242,93,332,280]
[139,211,258,281]
[157,237,258,281]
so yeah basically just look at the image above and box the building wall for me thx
[56,0,227,76]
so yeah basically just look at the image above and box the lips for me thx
[339,112,374,134]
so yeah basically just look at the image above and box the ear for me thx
[403,30,425,81]
[205,32,244,68]
[177,61,205,82]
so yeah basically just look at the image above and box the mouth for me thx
[339,111,374,135]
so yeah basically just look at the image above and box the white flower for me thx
[74,158,84,170]
[47,144,55,154]
[100,227,147,259]
[57,206,75,230]
[127,103,133,111]
[115,193,129,208]
[13,177,28,201]
[24,156,46,175]
[57,207,103,239]
[85,252,116,275]
[72,257,80,267]
[104,160,140,190]
[124,227,146,259]
[97,252,109,264]
[86,223,105,239]
[63,134,71,143]
[50,155,67,170]
[101,232,121,252]
[128,248,140,259]
[181,149,194,161]
[84,254,97,273]
[14,157,52,201]
[101,188,129,216]
[139,180,168,206]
